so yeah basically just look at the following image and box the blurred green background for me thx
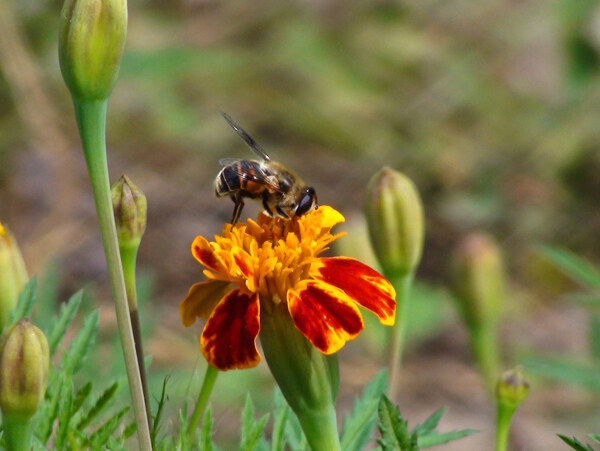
[2,0,600,448]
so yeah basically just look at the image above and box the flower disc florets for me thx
[180,206,396,370]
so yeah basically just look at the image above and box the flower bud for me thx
[0,319,49,420]
[496,366,530,409]
[59,0,127,101]
[451,233,504,329]
[111,175,147,248]
[365,167,424,278]
[0,222,29,331]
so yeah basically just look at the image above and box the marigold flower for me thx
[180,206,396,371]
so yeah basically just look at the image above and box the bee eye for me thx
[296,187,317,216]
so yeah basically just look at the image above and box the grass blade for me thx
[418,429,479,448]
[541,246,600,290]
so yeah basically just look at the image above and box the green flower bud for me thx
[111,175,147,248]
[0,319,49,420]
[496,366,530,409]
[365,167,425,278]
[259,302,341,451]
[59,0,127,101]
[451,233,504,329]
[0,222,29,331]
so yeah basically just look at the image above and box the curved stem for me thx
[388,272,414,399]
[73,98,152,450]
[121,243,151,429]
[187,364,219,442]
[495,403,515,451]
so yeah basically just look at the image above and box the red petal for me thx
[201,288,261,370]
[192,236,221,271]
[288,280,364,354]
[179,280,231,327]
[314,257,396,325]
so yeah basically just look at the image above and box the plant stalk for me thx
[187,363,219,442]
[388,272,414,399]
[495,403,515,451]
[3,415,32,451]
[471,322,500,395]
[73,98,152,450]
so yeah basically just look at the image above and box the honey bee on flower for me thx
[180,205,397,370]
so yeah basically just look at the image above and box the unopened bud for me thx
[59,0,127,101]
[451,233,504,329]
[111,175,147,247]
[0,222,29,331]
[0,319,49,419]
[496,366,529,409]
[365,168,425,278]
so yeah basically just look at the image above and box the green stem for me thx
[387,272,414,399]
[471,322,500,395]
[120,243,151,430]
[3,414,32,451]
[495,403,515,451]
[73,98,152,450]
[187,364,219,442]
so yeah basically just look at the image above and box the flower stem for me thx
[120,243,151,429]
[495,403,515,451]
[471,322,500,394]
[3,415,32,451]
[187,363,219,442]
[73,98,152,450]
[388,272,414,399]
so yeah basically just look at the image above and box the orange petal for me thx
[191,236,222,271]
[201,288,261,370]
[287,280,364,354]
[179,280,231,327]
[313,257,396,326]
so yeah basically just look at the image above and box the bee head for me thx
[295,187,318,216]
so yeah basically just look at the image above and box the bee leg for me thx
[262,194,274,217]
[230,194,245,225]
[276,206,289,219]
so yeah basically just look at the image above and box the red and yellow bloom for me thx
[180,206,396,370]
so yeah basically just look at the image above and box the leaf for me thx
[47,290,83,356]
[200,405,214,451]
[72,382,93,417]
[240,394,270,451]
[284,406,308,451]
[61,309,99,374]
[340,370,387,451]
[558,434,595,451]
[36,371,64,444]
[55,378,74,449]
[418,429,479,448]
[271,389,288,451]
[523,356,600,391]
[9,276,37,326]
[377,395,418,451]
[541,246,600,290]
[590,314,600,361]
[588,434,600,444]
[77,382,119,430]
[413,407,446,436]
[89,406,130,447]
[152,375,170,447]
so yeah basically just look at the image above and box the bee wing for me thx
[218,159,281,193]
[222,112,271,161]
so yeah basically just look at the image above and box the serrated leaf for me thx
[77,382,119,430]
[9,276,37,326]
[271,389,289,451]
[284,407,308,451]
[241,395,269,451]
[418,429,479,448]
[89,406,129,447]
[61,309,99,374]
[377,395,418,451]
[72,382,93,417]
[47,290,83,356]
[152,375,170,448]
[55,378,74,449]
[413,407,446,436]
[541,246,600,290]
[200,405,214,451]
[558,434,595,451]
[341,370,387,451]
[36,372,64,444]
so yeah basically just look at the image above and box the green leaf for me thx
[72,382,93,417]
[340,370,387,451]
[541,246,600,290]
[588,434,600,444]
[77,382,119,430]
[284,406,308,451]
[47,290,83,356]
[271,392,288,451]
[240,394,270,451]
[418,429,479,448]
[36,371,64,444]
[10,276,37,326]
[61,309,99,374]
[200,405,214,451]
[558,434,594,451]
[590,314,600,361]
[413,407,446,436]
[152,375,170,447]
[377,395,418,451]
[89,406,129,447]
[55,378,74,449]
[523,356,600,391]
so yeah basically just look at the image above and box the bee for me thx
[216,113,318,225]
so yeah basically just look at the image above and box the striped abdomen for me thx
[215,160,267,199]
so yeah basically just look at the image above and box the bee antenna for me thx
[221,112,271,161]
